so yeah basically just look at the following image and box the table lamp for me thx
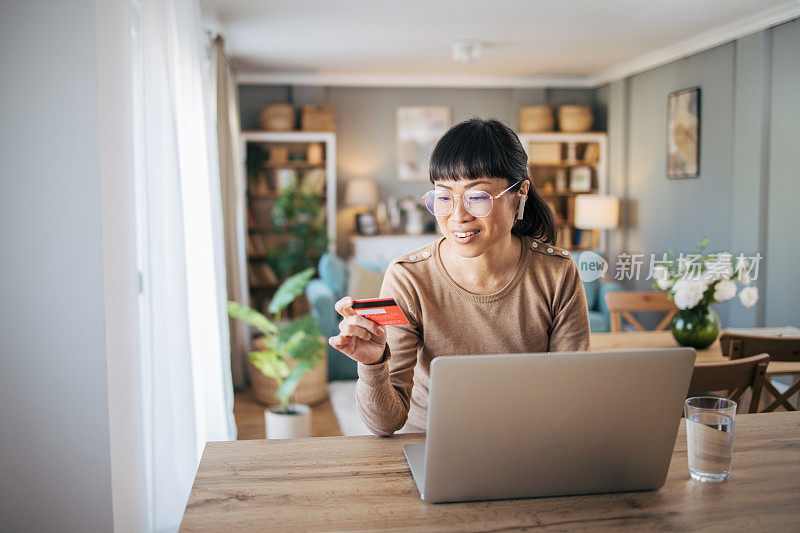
[574,194,619,250]
[344,179,378,208]
[344,179,379,235]
[574,194,619,230]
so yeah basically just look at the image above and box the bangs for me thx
[429,118,526,184]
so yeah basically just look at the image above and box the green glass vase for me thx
[671,305,721,349]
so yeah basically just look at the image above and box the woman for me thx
[330,118,590,436]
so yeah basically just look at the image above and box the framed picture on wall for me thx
[666,87,701,179]
[396,106,452,181]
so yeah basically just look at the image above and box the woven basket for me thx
[301,105,336,132]
[558,105,593,132]
[249,337,329,407]
[259,104,295,131]
[518,106,554,132]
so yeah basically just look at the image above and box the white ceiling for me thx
[200,0,800,87]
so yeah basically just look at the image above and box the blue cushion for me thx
[318,253,348,298]
[598,281,624,316]
[306,276,358,381]
[582,279,600,311]
[328,351,358,381]
[572,250,601,311]
[588,311,610,333]
[305,279,338,339]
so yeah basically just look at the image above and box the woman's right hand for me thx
[329,296,387,365]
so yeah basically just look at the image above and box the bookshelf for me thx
[240,131,337,316]
[516,132,608,253]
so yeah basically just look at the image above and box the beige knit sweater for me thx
[355,236,591,436]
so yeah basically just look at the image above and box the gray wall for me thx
[599,20,800,328]
[239,85,597,252]
[765,19,800,327]
[0,1,114,530]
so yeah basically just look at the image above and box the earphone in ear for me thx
[516,192,527,220]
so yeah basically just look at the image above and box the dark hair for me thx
[429,117,556,244]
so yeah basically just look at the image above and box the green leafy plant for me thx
[227,267,326,413]
[268,184,328,280]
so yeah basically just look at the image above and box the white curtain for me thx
[132,0,236,530]
[213,36,251,389]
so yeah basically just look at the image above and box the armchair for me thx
[305,253,354,381]
[571,250,623,332]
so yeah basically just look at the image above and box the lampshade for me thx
[574,194,619,229]
[344,179,378,207]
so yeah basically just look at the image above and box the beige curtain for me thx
[215,36,250,388]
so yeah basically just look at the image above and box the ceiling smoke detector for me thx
[451,40,482,64]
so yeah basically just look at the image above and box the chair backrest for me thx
[318,253,349,298]
[571,250,603,310]
[720,332,800,362]
[688,353,770,413]
[604,291,677,332]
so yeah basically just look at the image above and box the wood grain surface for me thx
[182,412,800,531]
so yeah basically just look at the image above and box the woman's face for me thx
[432,177,529,259]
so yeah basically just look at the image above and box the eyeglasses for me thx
[422,181,522,218]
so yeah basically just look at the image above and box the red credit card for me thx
[352,298,409,326]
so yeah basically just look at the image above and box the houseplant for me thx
[652,238,759,349]
[228,267,327,438]
[267,183,328,281]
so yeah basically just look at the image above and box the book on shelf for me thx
[247,264,259,284]
[556,227,572,250]
[246,233,271,256]
[246,263,278,286]
[573,229,595,249]
[254,176,271,195]
[583,143,600,163]
[258,264,278,285]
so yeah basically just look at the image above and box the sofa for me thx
[307,250,622,381]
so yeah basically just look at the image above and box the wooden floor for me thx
[233,388,342,439]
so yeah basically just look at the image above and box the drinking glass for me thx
[684,396,737,482]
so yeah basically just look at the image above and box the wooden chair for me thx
[688,353,770,414]
[604,291,677,332]
[720,332,800,412]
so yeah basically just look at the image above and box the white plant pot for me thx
[265,404,312,439]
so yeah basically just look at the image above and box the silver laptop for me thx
[403,348,696,503]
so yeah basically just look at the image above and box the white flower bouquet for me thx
[652,238,759,349]
[652,238,759,310]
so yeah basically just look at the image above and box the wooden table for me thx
[591,330,800,376]
[181,412,800,531]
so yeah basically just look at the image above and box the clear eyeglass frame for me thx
[422,180,523,218]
